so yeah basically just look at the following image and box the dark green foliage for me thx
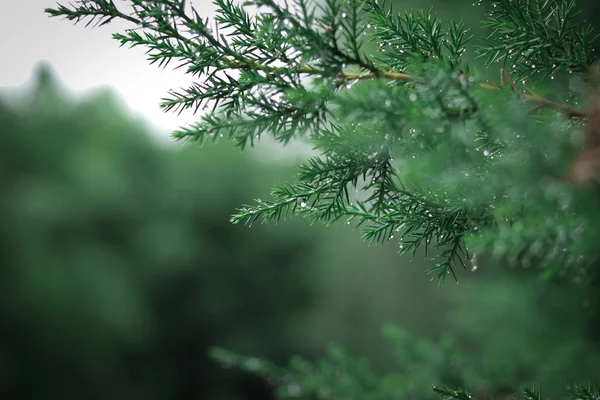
[0,62,323,400]
[478,0,599,80]
[442,274,600,396]
[211,325,481,400]
[367,0,473,69]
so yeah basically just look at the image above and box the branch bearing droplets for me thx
[50,0,600,289]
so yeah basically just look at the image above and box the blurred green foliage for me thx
[2,56,600,399]
[211,324,482,400]
[443,273,600,396]
[0,62,324,400]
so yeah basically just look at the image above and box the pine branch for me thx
[433,386,480,400]
[45,0,600,284]
[478,0,600,81]
[46,0,590,137]
[567,384,600,400]
[365,0,454,67]
[522,386,545,400]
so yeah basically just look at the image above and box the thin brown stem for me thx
[341,69,589,119]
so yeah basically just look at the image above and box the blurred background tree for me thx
[0,61,326,400]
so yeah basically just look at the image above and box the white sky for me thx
[0,0,215,138]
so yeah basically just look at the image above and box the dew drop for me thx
[470,253,478,271]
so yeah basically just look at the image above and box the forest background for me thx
[1,0,600,399]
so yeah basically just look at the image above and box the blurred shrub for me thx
[211,324,482,400]
[442,273,600,397]
[0,62,322,400]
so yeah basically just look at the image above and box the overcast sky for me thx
[0,0,217,139]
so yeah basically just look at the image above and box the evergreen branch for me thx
[172,82,331,145]
[343,193,478,283]
[365,0,443,65]
[232,166,478,283]
[230,181,352,226]
[567,384,600,400]
[46,0,589,129]
[522,386,545,400]
[365,0,472,70]
[365,156,397,214]
[45,0,140,27]
[298,156,371,188]
[445,20,472,68]
[172,105,319,148]
[46,0,600,284]
[338,0,368,61]
[428,233,467,284]
[478,0,600,80]
[432,386,480,400]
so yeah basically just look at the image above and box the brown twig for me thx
[313,21,335,32]
[565,92,600,184]
[340,68,589,119]
[501,69,517,92]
